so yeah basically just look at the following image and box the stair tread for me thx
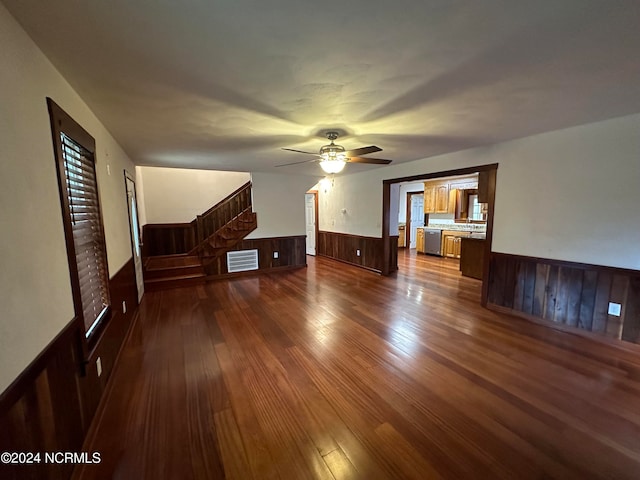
[146,263,203,272]
[146,256,202,270]
[145,272,206,283]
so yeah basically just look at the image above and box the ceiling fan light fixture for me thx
[319,132,347,173]
[319,157,346,173]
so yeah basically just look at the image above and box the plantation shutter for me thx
[61,133,110,335]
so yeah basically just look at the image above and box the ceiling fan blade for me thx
[347,157,392,165]
[281,147,318,155]
[345,145,382,157]
[275,158,318,167]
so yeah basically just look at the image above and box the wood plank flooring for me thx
[74,250,640,479]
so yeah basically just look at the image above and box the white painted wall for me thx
[319,113,640,270]
[137,167,251,224]
[134,166,148,227]
[0,4,136,393]
[246,172,316,238]
[318,174,385,234]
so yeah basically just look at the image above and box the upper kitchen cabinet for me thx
[424,181,450,214]
[424,175,481,216]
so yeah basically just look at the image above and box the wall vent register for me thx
[227,249,259,273]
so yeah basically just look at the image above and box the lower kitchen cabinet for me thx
[441,230,471,258]
[398,225,406,248]
[416,228,425,253]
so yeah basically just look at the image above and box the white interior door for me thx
[305,193,316,255]
[125,174,144,303]
[410,194,424,249]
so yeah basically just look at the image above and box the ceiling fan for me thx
[276,132,392,173]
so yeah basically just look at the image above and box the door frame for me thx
[305,190,319,255]
[382,163,498,306]
[124,171,144,303]
[405,190,424,249]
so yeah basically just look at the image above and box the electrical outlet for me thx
[273,251,279,259]
[106,164,111,176]
[608,302,621,316]
[356,249,361,256]
[96,357,102,377]
[122,300,126,314]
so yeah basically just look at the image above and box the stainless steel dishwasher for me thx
[423,228,442,256]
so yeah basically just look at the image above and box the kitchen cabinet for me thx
[423,184,436,213]
[398,225,406,248]
[434,184,449,213]
[416,227,425,253]
[443,234,457,258]
[424,181,450,214]
[441,230,470,258]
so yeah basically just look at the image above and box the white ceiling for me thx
[4,0,640,176]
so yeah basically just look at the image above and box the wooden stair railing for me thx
[188,182,257,263]
[191,208,257,261]
[194,182,253,245]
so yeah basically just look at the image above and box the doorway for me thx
[382,164,498,305]
[125,172,144,303]
[406,192,424,249]
[305,191,318,256]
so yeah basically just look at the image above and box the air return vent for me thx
[227,249,259,273]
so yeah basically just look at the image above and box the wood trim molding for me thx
[382,163,500,186]
[318,231,386,273]
[308,190,319,255]
[491,251,640,276]
[0,317,80,412]
[203,235,307,277]
[382,182,391,275]
[480,167,497,307]
[486,251,640,344]
[487,302,640,355]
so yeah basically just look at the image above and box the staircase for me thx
[191,208,257,259]
[143,182,257,291]
[144,254,207,291]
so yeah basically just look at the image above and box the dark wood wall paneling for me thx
[142,221,197,257]
[487,252,640,343]
[0,259,139,480]
[317,231,390,273]
[204,236,307,276]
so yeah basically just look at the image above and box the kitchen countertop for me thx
[464,233,486,240]
[421,225,487,235]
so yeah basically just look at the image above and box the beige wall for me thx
[247,172,317,239]
[0,4,136,393]
[137,167,251,224]
[319,114,640,270]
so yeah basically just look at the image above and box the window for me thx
[48,98,110,339]
[468,194,484,221]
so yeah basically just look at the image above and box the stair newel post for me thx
[196,214,204,251]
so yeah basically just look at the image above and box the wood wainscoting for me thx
[0,259,139,480]
[317,231,389,273]
[142,222,197,257]
[204,235,307,277]
[487,252,640,344]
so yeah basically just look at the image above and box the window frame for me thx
[47,98,111,355]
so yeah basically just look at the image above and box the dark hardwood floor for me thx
[74,250,640,479]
